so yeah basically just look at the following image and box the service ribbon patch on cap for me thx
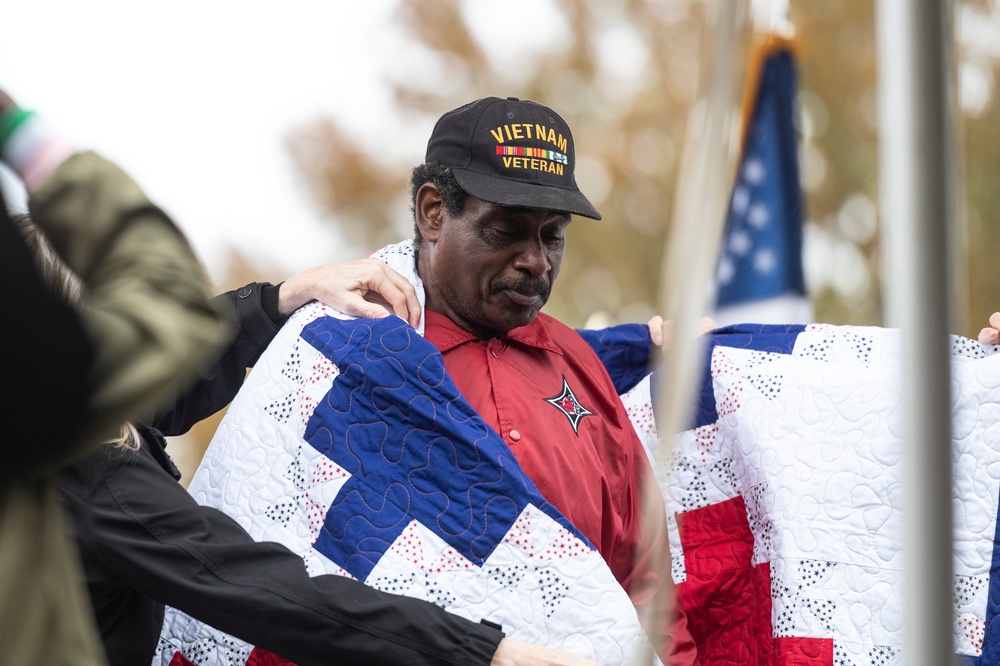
[495,146,569,165]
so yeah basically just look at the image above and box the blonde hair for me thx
[12,211,140,450]
[12,211,85,305]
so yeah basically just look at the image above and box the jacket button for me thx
[238,286,254,299]
[509,430,521,442]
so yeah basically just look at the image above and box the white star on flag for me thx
[713,36,812,327]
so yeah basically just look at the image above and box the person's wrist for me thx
[277,278,311,316]
[260,282,284,322]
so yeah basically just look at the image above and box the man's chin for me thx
[490,306,541,333]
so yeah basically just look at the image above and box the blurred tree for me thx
[957,0,1000,336]
[794,0,1000,335]
[793,0,882,326]
[287,0,1000,337]
[288,0,728,330]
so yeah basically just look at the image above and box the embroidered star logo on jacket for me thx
[544,376,594,435]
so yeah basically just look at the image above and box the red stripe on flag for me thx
[169,652,197,666]
[676,495,774,664]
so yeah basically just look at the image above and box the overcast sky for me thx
[2,1,414,284]
[2,0,613,289]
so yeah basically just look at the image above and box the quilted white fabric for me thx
[155,242,656,665]
[620,322,1000,664]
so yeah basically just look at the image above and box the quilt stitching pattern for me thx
[618,322,1000,665]
[157,290,656,664]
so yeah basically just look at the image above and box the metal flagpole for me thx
[875,2,956,664]
[655,0,741,467]
[643,2,743,663]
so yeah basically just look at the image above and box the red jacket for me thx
[425,310,698,664]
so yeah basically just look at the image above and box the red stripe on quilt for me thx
[169,652,197,666]
[773,636,834,665]
[246,646,297,665]
[676,495,774,664]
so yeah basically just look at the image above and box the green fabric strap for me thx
[0,108,37,154]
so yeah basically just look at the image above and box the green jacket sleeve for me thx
[27,151,231,457]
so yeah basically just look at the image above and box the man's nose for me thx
[512,238,550,276]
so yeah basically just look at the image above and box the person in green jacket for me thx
[0,88,230,665]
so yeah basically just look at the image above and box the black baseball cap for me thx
[425,96,602,220]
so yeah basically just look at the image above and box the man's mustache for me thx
[490,275,550,299]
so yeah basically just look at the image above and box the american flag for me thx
[713,36,812,327]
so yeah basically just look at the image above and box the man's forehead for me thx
[466,197,572,224]
[499,206,572,224]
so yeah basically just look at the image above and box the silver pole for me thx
[876,2,955,665]
[644,2,742,662]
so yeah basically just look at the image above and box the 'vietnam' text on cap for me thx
[425,96,602,220]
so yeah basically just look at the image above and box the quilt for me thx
[619,322,1000,665]
[155,237,1000,664]
[155,242,656,665]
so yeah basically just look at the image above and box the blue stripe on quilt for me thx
[300,315,592,581]
[576,322,653,395]
[644,323,806,431]
[977,499,1000,664]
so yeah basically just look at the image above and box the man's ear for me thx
[415,182,444,243]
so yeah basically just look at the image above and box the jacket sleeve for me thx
[150,282,284,436]
[27,151,230,454]
[72,433,503,666]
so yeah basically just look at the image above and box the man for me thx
[160,96,694,664]
[410,96,698,664]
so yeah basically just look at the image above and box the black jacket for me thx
[0,197,92,474]
[55,283,503,666]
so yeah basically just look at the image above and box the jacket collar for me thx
[423,310,562,356]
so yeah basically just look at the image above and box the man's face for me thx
[418,187,571,339]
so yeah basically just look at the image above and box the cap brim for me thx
[453,169,602,221]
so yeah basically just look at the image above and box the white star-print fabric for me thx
[619,322,1000,664]
[154,241,658,665]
